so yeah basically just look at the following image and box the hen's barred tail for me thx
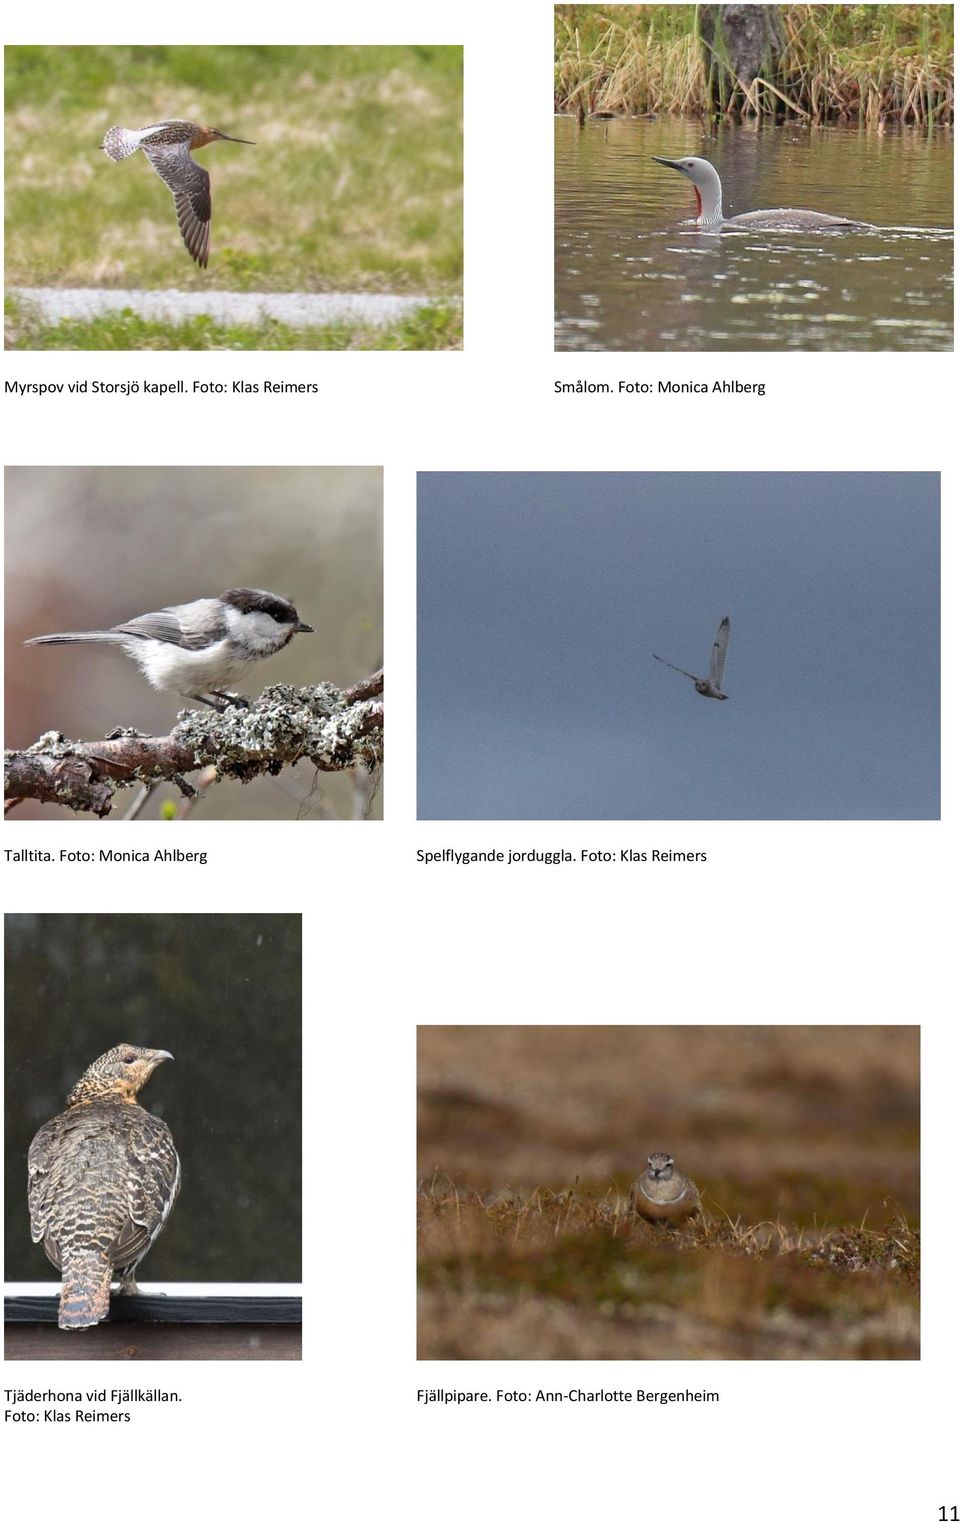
[58,1254,112,1330]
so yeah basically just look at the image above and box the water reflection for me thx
[555,119,953,351]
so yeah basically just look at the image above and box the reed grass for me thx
[555,5,954,125]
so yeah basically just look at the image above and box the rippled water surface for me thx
[555,120,953,352]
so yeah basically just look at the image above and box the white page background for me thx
[1,3,953,1520]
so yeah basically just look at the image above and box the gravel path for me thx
[11,287,439,328]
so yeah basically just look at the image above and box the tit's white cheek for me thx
[224,607,290,655]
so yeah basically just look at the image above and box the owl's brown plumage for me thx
[27,1045,180,1330]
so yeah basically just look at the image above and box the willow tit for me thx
[25,587,314,707]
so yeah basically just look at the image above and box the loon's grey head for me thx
[652,155,724,223]
[652,155,717,184]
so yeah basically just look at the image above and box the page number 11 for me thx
[938,1509,959,1521]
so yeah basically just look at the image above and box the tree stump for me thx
[698,4,789,115]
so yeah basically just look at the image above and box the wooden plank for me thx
[5,1295,301,1325]
[4,1322,301,1361]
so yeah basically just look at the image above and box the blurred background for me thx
[418,1025,920,1221]
[5,912,302,1283]
[417,472,940,820]
[5,465,383,819]
[418,1026,920,1358]
[5,45,463,296]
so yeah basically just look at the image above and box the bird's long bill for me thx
[652,155,685,173]
[220,133,256,144]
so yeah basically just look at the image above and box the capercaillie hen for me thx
[27,1045,180,1330]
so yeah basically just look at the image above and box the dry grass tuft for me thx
[418,1177,919,1360]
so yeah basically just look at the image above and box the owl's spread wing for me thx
[709,616,730,688]
[653,653,697,682]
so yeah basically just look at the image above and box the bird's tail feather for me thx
[101,126,142,162]
[59,1255,112,1330]
[25,632,126,647]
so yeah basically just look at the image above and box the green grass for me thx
[4,293,462,350]
[5,45,462,294]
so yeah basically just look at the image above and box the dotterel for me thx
[630,1151,700,1225]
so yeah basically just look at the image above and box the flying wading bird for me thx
[654,615,730,700]
[101,120,256,268]
[652,156,865,231]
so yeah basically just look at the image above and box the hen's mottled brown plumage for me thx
[28,1045,180,1330]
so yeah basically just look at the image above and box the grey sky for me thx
[417,473,939,820]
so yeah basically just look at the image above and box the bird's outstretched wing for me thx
[144,142,212,268]
[653,652,698,682]
[709,617,730,688]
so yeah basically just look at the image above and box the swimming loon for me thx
[652,155,866,230]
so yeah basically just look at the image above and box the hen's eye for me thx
[122,1054,137,1065]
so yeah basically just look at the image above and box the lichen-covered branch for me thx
[4,672,384,818]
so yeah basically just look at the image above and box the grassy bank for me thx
[418,1181,919,1360]
[5,46,462,297]
[4,294,462,351]
[556,5,954,125]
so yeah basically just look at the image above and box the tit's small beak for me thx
[296,621,315,634]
